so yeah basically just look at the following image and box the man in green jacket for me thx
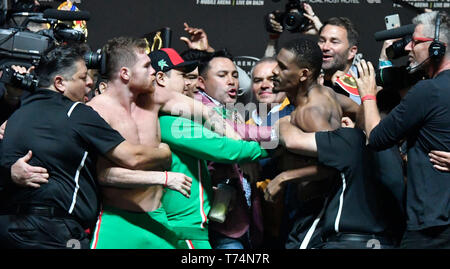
[150,48,268,249]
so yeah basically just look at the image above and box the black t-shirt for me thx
[316,127,405,240]
[1,89,125,228]
[0,84,16,125]
[369,70,450,231]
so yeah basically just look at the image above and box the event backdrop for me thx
[68,1,449,73]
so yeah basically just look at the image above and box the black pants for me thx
[0,214,90,249]
[315,233,397,249]
[400,225,450,249]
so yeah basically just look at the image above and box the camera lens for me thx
[287,15,296,26]
[84,52,102,69]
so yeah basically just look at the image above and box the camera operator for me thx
[356,11,450,249]
[264,2,322,58]
[0,44,176,249]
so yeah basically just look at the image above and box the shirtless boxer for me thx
[266,37,344,194]
[264,38,346,246]
[272,37,343,133]
[87,37,236,249]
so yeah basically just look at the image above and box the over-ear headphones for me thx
[429,12,446,62]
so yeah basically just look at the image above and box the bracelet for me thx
[164,171,168,188]
[379,60,393,69]
[361,95,376,103]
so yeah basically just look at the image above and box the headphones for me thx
[429,12,446,62]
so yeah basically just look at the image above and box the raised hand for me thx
[351,59,377,98]
[180,22,215,52]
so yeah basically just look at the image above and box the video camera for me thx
[0,65,38,90]
[83,27,174,79]
[84,49,106,76]
[386,36,412,59]
[373,24,426,90]
[375,65,425,91]
[265,0,310,33]
[374,24,415,59]
[0,0,90,91]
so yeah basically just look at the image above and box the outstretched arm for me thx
[159,115,268,164]
[264,165,336,202]
[277,116,318,157]
[157,88,241,139]
[105,141,172,171]
[96,157,192,198]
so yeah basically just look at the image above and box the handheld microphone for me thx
[406,55,432,73]
[374,24,415,41]
[43,9,90,21]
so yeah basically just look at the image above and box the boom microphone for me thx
[406,55,432,73]
[43,9,90,21]
[374,24,415,41]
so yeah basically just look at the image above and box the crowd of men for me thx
[0,2,449,249]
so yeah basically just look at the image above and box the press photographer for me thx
[263,1,322,58]
[265,0,320,35]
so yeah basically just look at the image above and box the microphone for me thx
[406,55,432,73]
[43,9,90,21]
[374,24,415,41]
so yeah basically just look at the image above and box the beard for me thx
[322,51,349,76]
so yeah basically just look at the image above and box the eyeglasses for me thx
[411,37,434,48]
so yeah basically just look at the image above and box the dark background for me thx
[57,1,450,65]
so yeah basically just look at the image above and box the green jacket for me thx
[159,114,268,240]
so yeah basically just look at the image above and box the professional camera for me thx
[0,66,38,91]
[0,1,90,90]
[386,35,412,59]
[374,24,415,60]
[0,13,88,68]
[375,65,425,90]
[84,49,106,75]
[265,0,310,33]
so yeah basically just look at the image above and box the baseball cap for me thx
[149,48,198,73]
